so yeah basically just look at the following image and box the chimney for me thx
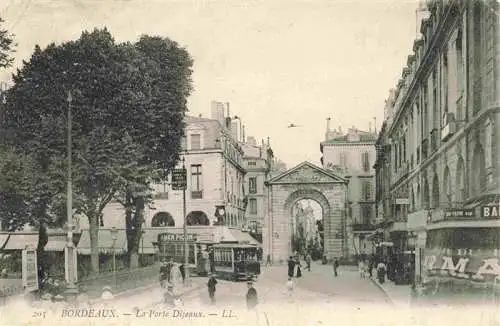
[211,101,225,125]
[373,117,377,134]
[369,122,372,133]
[242,125,245,142]
[267,137,270,146]
[231,121,238,139]
[226,102,230,117]
[325,117,331,141]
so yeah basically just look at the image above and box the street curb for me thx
[370,278,396,306]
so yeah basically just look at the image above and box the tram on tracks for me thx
[212,243,261,281]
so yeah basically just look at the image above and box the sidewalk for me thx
[371,277,412,308]
[89,276,206,310]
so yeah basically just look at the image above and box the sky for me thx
[0,0,419,168]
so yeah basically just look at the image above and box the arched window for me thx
[432,174,440,209]
[186,211,210,226]
[443,167,451,207]
[422,179,430,210]
[456,156,465,204]
[151,212,175,227]
[471,145,486,196]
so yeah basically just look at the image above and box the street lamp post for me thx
[110,227,118,290]
[64,90,78,305]
[141,230,145,266]
[182,157,189,286]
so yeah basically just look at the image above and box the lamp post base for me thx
[64,284,79,307]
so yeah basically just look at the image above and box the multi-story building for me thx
[89,101,247,230]
[320,120,378,259]
[375,0,500,294]
[241,136,274,244]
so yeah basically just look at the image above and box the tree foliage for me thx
[1,28,193,273]
[0,17,15,69]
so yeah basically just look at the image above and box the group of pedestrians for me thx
[206,274,258,310]
[358,256,387,283]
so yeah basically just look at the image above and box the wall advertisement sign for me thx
[22,248,38,292]
[423,228,500,284]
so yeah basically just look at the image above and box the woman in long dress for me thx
[295,258,302,278]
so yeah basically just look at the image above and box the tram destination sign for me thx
[158,233,197,243]
[171,168,187,190]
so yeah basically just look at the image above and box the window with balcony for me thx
[190,164,203,199]
[432,174,440,209]
[471,144,486,196]
[361,152,370,172]
[443,167,452,207]
[190,134,201,150]
[362,181,372,201]
[249,199,257,214]
[361,205,372,224]
[455,157,465,204]
[248,177,257,194]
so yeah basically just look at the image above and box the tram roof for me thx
[212,243,259,249]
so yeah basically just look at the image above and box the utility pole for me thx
[182,157,189,286]
[64,90,78,304]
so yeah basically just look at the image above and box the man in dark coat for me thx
[246,281,258,310]
[333,258,339,277]
[287,256,295,277]
[179,264,186,284]
[207,274,217,305]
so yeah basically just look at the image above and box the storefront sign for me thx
[424,248,500,282]
[171,168,187,190]
[444,208,475,219]
[395,198,409,205]
[22,248,38,292]
[482,205,500,218]
[158,233,197,243]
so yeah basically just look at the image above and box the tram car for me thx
[212,244,261,281]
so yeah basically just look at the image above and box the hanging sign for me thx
[171,168,187,190]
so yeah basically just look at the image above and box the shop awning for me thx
[2,233,38,250]
[45,234,67,252]
[228,229,260,246]
[77,229,127,255]
[0,233,9,249]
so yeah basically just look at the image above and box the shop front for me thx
[419,227,500,305]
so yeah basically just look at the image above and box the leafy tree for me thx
[2,29,157,274]
[1,29,193,273]
[116,35,192,268]
[0,17,15,69]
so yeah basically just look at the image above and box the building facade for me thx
[241,136,274,244]
[375,0,500,292]
[90,101,247,230]
[320,121,377,259]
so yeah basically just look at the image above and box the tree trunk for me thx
[128,196,145,269]
[88,212,100,275]
[36,222,48,289]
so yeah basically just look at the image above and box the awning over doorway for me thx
[2,233,38,250]
[45,234,67,252]
[77,229,127,255]
[228,229,260,246]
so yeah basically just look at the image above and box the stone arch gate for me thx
[264,161,348,264]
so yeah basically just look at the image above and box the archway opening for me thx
[291,199,324,260]
[186,211,210,226]
[151,212,175,227]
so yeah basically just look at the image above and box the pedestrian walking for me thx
[305,253,312,272]
[207,274,217,305]
[266,254,272,267]
[209,248,216,274]
[295,259,302,278]
[179,264,186,284]
[159,261,168,288]
[377,261,387,284]
[368,257,374,279]
[287,256,295,278]
[246,281,258,310]
[358,259,365,279]
[333,258,339,277]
